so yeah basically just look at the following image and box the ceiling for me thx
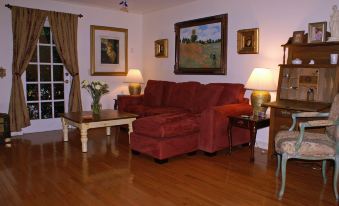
[52,0,197,14]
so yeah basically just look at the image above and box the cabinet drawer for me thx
[275,109,302,118]
[232,119,250,128]
[275,109,291,117]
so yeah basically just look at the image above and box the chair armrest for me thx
[295,119,339,150]
[289,112,329,131]
[117,95,144,112]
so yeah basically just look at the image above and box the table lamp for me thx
[245,68,276,117]
[124,69,144,95]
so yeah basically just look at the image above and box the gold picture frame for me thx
[155,39,168,58]
[308,22,327,43]
[90,25,128,76]
[237,28,259,54]
[174,14,228,75]
[292,31,305,44]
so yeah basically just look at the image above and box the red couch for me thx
[118,80,252,163]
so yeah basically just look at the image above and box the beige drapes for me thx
[8,7,47,131]
[48,11,82,112]
[9,6,82,132]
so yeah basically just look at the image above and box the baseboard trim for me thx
[255,140,268,150]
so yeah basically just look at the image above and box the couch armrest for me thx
[211,102,252,116]
[199,103,252,152]
[117,95,144,112]
[241,98,249,104]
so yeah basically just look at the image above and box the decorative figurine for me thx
[328,5,339,42]
[309,59,315,64]
[292,58,302,64]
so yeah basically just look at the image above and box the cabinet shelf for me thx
[279,64,338,68]
[282,41,339,48]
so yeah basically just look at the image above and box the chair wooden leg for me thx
[334,157,339,200]
[322,160,327,184]
[276,154,281,177]
[278,153,288,200]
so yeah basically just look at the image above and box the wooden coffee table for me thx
[60,109,137,153]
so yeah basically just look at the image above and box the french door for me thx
[22,24,70,133]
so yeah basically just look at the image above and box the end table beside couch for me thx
[118,80,252,163]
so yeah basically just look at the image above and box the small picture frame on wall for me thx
[292,31,305,44]
[155,39,168,58]
[237,28,259,54]
[308,22,327,43]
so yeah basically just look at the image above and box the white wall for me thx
[0,0,143,133]
[142,0,338,149]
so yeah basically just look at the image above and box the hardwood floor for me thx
[0,128,337,205]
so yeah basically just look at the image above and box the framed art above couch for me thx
[174,14,228,75]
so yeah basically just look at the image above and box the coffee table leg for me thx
[80,127,88,153]
[106,127,111,136]
[128,122,133,144]
[61,117,68,142]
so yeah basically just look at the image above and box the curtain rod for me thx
[5,4,83,18]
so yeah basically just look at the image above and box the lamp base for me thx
[251,90,271,117]
[128,83,141,95]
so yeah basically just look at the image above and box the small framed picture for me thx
[237,28,259,54]
[308,22,327,43]
[292,31,305,44]
[155,39,168,58]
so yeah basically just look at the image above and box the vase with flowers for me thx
[81,80,109,115]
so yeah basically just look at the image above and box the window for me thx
[26,26,65,120]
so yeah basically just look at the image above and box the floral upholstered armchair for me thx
[275,93,339,200]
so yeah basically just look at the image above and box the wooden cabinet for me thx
[264,41,339,158]
[0,113,10,144]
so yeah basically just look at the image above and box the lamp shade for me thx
[245,68,276,91]
[124,69,144,83]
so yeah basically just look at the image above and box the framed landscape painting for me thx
[174,14,228,75]
[90,25,128,76]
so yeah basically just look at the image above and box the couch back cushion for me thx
[191,84,224,113]
[144,80,174,107]
[164,82,201,109]
[208,83,246,105]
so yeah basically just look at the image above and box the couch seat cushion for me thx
[145,107,188,116]
[124,105,187,117]
[124,105,151,117]
[133,113,200,138]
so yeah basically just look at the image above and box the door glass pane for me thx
[25,25,66,121]
[41,102,52,119]
[26,64,38,82]
[53,65,64,81]
[54,101,64,118]
[40,84,52,100]
[27,103,40,120]
[39,46,51,63]
[54,84,64,100]
[40,65,51,82]
[27,84,39,101]
[31,47,37,62]
[39,27,51,44]
[53,47,62,63]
